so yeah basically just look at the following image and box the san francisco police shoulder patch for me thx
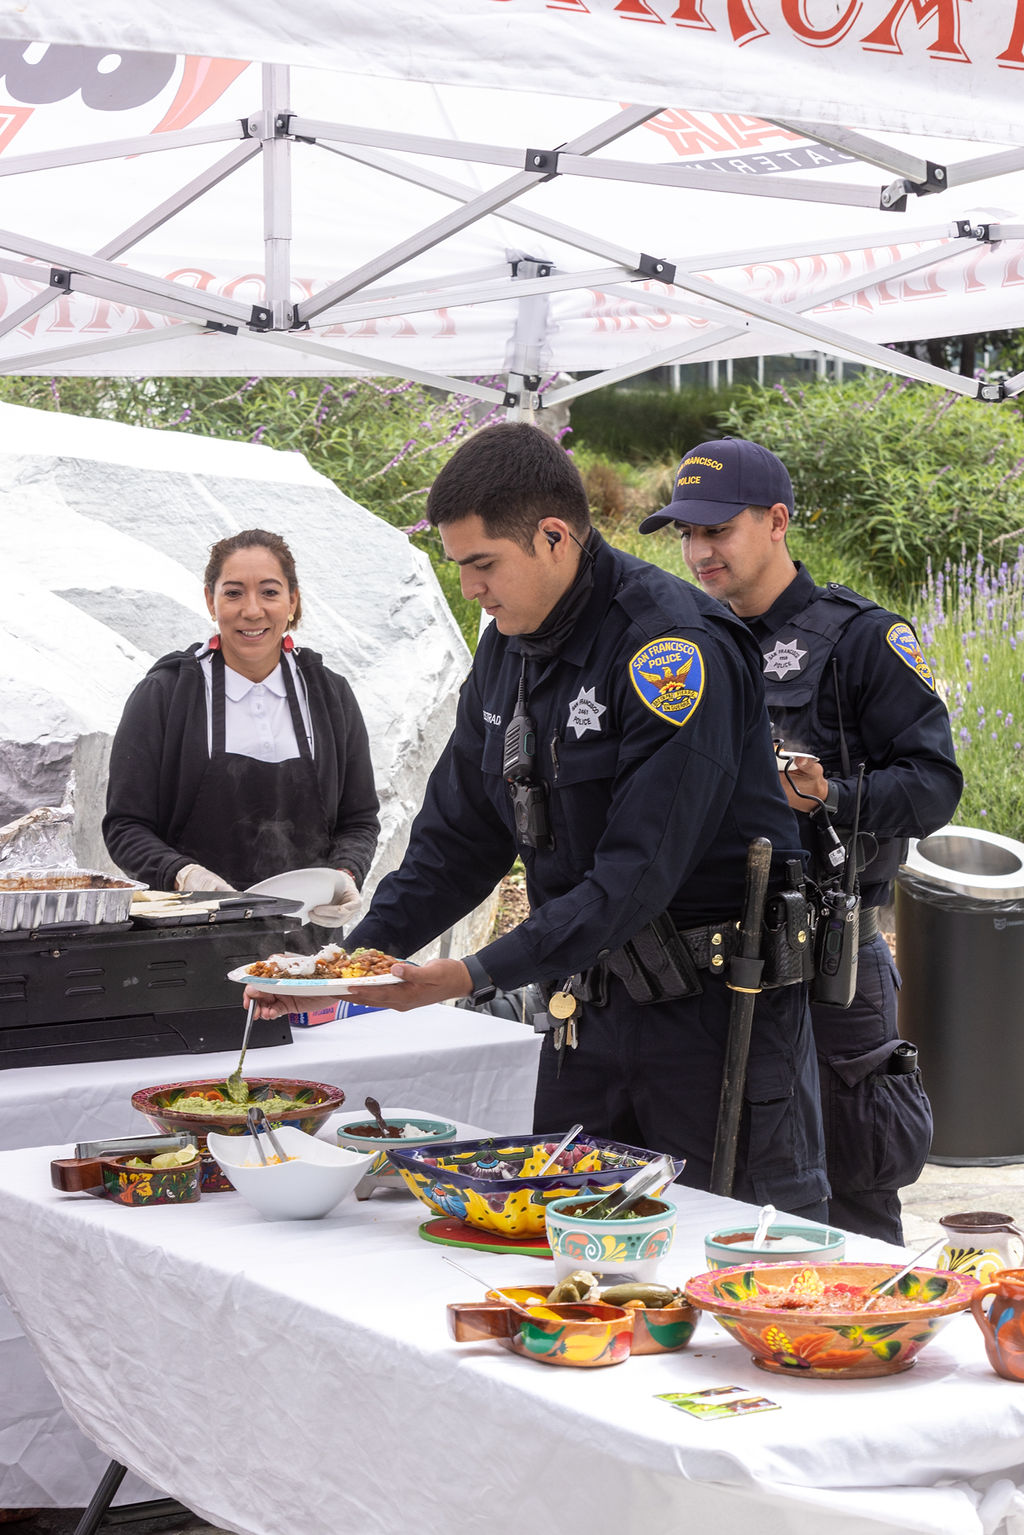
[629,637,705,727]
[886,623,935,689]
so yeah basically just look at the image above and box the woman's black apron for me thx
[176,649,334,889]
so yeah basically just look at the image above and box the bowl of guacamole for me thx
[131,1077,346,1191]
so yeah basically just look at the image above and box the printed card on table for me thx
[657,1385,781,1420]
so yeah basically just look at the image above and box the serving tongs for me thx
[583,1153,679,1220]
[536,1122,584,1177]
[245,1104,289,1166]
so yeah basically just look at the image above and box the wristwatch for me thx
[462,953,497,1005]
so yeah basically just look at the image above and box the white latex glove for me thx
[308,869,362,928]
[175,862,235,892]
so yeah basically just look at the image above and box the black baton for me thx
[710,836,772,1199]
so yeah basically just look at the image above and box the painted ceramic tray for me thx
[389,1131,664,1238]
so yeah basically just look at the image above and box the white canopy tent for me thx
[1,4,1024,411]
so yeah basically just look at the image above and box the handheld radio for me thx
[503,666,554,850]
[811,764,864,1008]
[502,671,536,780]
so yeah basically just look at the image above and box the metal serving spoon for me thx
[226,999,256,1105]
[861,1236,945,1311]
[364,1095,397,1138]
[441,1256,544,1319]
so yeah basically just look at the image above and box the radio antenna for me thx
[844,764,865,900]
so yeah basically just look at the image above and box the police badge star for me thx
[566,685,606,740]
[762,638,806,679]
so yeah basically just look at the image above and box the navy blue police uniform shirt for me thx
[350,536,807,989]
[745,564,962,908]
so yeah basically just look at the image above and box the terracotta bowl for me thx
[447,1298,634,1367]
[494,1285,697,1356]
[388,1132,664,1238]
[684,1261,978,1379]
[131,1078,345,1192]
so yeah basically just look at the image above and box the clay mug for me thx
[938,1211,1024,1283]
[970,1268,1024,1382]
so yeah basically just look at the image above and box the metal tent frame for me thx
[1,62,1022,409]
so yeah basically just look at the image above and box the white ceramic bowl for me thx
[244,867,337,923]
[207,1126,372,1219]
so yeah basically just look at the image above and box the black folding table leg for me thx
[72,1460,128,1535]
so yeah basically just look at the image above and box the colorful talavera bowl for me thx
[50,1151,202,1206]
[387,1132,663,1238]
[704,1222,846,1270]
[132,1077,346,1192]
[334,1111,458,1197]
[684,1261,978,1379]
[100,1153,201,1207]
[447,1299,634,1367]
[545,1193,677,1284]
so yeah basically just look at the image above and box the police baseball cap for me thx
[638,437,794,533]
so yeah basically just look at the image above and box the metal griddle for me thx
[0,907,303,1069]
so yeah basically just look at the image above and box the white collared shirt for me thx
[199,651,314,762]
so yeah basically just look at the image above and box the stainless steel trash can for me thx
[896,825,1024,1165]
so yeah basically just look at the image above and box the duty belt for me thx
[675,920,740,974]
[555,900,812,1014]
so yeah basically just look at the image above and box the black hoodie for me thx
[102,644,379,891]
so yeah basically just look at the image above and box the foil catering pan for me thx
[0,869,146,931]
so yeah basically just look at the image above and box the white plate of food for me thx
[227,945,404,995]
[227,968,403,996]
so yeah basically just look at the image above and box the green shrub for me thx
[569,384,741,462]
[913,550,1024,839]
[714,377,1024,602]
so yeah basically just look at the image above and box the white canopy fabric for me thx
[1,8,1024,407]
[2,3,1023,143]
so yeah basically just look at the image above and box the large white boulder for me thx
[0,401,493,955]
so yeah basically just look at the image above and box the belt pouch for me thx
[573,966,609,1007]
[607,913,703,1003]
[762,887,814,987]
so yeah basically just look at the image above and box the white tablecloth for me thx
[0,1003,540,1151]
[0,1004,541,1508]
[0,1139,1022,1535]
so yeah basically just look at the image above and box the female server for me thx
[103,528,379,922]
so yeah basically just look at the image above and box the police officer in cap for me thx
[252,422,829,1216]
[639,437,962,1241]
